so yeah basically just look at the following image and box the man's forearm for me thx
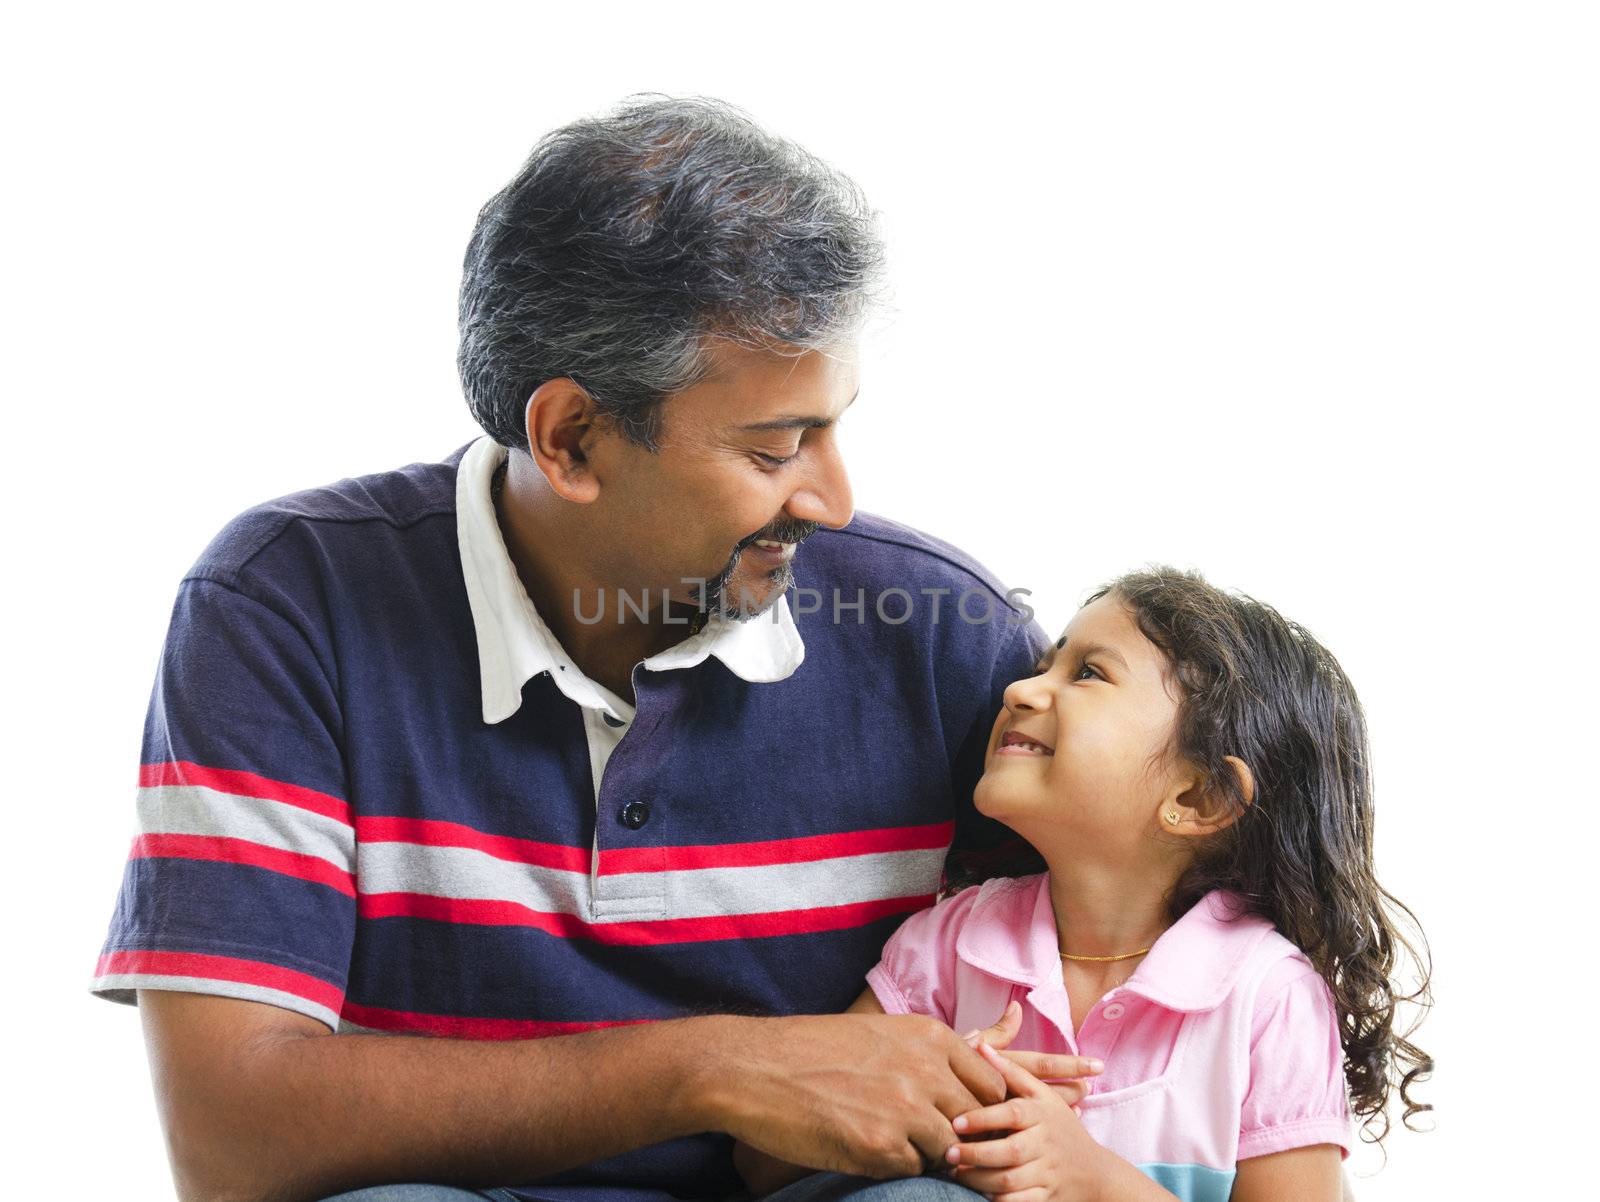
[172,1015,733,1202]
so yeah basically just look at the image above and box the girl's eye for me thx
[1031,660,1100,681]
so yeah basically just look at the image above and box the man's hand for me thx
[710,1000,1107,1183]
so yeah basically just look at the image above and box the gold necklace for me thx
[1059,946,1153,963]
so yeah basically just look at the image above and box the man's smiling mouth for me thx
[747,539,798,561]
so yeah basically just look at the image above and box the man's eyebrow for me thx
[737,389,859,432]
[1036,640,1131,671]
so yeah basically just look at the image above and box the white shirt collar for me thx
[456,435,805,724]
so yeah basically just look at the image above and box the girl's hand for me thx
[945,1039,1120,1202]
[961,1001,1104,1115]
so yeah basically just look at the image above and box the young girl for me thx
[735,566,1431,1202]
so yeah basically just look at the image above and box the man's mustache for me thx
[742,520,818,549]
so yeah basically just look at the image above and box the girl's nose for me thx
[1002,674,1053,714]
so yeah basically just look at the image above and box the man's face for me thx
[585,339,859,622]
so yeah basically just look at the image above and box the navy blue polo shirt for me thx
[91,438,1050,1202]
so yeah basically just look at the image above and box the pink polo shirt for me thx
[866,873,1353,1201]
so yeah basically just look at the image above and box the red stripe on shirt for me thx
[357,891,933,945]
[94,948,345,1012]
[599,821,955,874]
[354,816,591,873]
[140,761,352,827]
[339,1001,654,1040]
[352,816,954,876]
[130,833,357,896]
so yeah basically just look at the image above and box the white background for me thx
[6,2,1595,1197]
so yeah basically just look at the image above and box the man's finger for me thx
[945,1033,1009,1109]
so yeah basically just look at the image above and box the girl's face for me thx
[974,594,1194,856]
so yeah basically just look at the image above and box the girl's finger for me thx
[1048,1080,1090,1108]
[992,1189,1050,1202]
[998,1050,1103,1081]
[951,1097,1032,1135]
[976,1035,1052,1100]
[949,1164,1008,1192]
[949,1163,1044,1196]
[946,1131,1027,1169]
[963,999,1024,1050]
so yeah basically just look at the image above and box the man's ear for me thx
[1159,755,1256,837]
[523,378,603,503]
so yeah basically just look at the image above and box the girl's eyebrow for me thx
[1035,640,1131,672]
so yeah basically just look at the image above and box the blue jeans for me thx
[316,1176,981,1202]
[316,1189,521,1201]
[762,1170,984,1201]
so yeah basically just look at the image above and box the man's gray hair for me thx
[458,94,886,453]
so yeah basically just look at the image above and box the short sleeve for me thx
[865,885,983,1026]
[89,576,357,1032]
[947,617,1052,864]
[1238,958,1355,1161]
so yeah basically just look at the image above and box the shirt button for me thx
[1101,1002,1126,1021]
[603,713,626,728]
[619,801,651,829]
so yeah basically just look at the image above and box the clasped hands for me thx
[944,1000,1119,1202]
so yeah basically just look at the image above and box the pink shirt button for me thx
[1101,1002,1126,1021]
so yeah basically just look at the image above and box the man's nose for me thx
[785,437,854,531]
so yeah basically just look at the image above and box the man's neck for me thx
[492,458,693,704]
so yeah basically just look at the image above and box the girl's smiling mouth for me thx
[997,730,1054,756]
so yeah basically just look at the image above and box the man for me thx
[90,96,1064,1202]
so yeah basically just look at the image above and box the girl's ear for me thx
[1223,754,1256,807]
[1159,755,1255,837]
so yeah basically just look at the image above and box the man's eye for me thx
[756,452,796,467]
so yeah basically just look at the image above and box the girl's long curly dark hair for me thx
[944,566,1433,1142]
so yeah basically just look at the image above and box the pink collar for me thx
[954,874,1280,1013]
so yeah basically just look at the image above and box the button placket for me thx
[589,696,666,920]
[1078,992,1132,1066]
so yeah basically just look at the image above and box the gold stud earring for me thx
[1164,811,1181,826]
